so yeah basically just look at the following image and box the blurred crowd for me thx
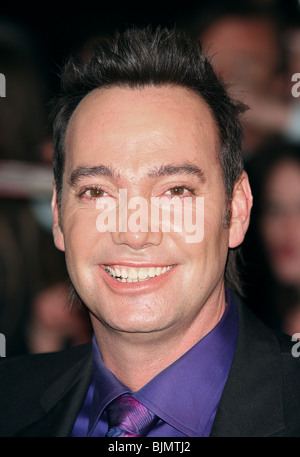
[0,20,93,356]
[1,0,300,357]
[191,1,300,336]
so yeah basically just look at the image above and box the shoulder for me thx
[239,295,300,367]
[0,342,91,376]
[236,292,300,372]
[0,343,92,437]
[213,294,300,436]
[270,331,300,435]
[272,329,300,388]
[272,328,300,383]
[236,296,300,434]
[0,343,92,402]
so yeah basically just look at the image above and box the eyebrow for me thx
[68,162,206,187]
[69,165,119,187]
[147,163,207,183]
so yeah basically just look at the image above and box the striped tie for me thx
[105,395,158,437]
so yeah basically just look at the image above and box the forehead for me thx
[65,85,220,176]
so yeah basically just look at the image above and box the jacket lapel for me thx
[13,297,287,437]
[210,298,285,437]
[16,349,93,436]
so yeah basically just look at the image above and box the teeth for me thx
[128,268,138,280]
[121,268,128,279]
[148,267,156,277]
[105,265,173,282]
[138,268,148,280]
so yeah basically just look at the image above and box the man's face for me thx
[52,85,236,340]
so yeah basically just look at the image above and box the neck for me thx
[91,286,226,391]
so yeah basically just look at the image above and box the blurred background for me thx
[0,0,300,356]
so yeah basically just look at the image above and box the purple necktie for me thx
[105,395,158,437]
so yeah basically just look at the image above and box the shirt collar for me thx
[88,287,238,436]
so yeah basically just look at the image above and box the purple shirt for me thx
[71,288,238,437]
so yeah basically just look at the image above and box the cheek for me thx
[62,208,100,265]
[204,202,229,247]
[177,205,228,271]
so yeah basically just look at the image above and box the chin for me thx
[94,306,164,332]
[108,320,165,335]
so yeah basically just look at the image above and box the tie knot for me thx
[105,395,158,437]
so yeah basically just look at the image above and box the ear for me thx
[229,171,253,249]
[51,186,65,252]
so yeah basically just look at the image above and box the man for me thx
[1,26,300,437]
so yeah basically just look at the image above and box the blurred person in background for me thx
[187,1,300,156]
[242,139,300,335]
[0,20,49,356]
[0,21,92,356]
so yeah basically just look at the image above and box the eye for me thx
[165,186,194,197]
[79,187,108,199]
[89,188,106,198]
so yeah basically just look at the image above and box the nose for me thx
[111,229,163,249]
[110,199,163,250]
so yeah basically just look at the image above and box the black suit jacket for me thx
[1,299,300,437]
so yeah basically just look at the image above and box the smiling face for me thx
[260,160,300,286]
[52,85,250,344]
